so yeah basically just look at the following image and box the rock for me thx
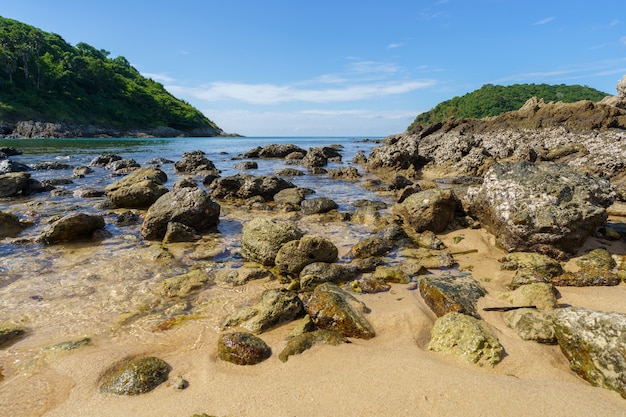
[366,133,420,172]
[0,172,31,197]
[504,308,557,344]
[39,212,105,244]
[214,266,273,287]
[352,277,391,294]
[90,154,122,167]
[276,168,305,177]
[0,159,31,173]
[162,221,201,243]
[0,211,25,238]
[415,230,445,250]
[388,175,414,190]
[174,150,219,175]
[373,266,410,284]
[498,282,558,311]
[464,161,615,254]
[73,189,105,198]
[300,197,338,215]
[428,312,503,366]
[352,150,367,164]
[499,252,564,289]
[575,248,617,270]
[240,218,303,266]
[327,166,361,180]
[418,274,486,319]
[401,247,456,269]
[551,268,621,287]
[223,288,305,334]
[275,235,338,276]
[234,161,258,170]
[303,283,375,339]
[140,188,220,241]
[301,146,341,168]
[0,323,26,348]
[210,174,295,201]
[100,356,171,395]
[217,332,272,365]
[348,237,394,259]
[299,262,357,291]
[162,268,212,298]
[395,188,458,233]
[554,307,626,398]
[30,161,72,170]
[104,167,169,209]
[278,329,348,362]
[106,158,140,171]
[240,143,306,159]
[72,165,93,177]
[273,187,315,206]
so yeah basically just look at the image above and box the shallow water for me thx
[0,136,390,380]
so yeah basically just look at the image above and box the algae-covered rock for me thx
[304,283,375,339]
[0,323,26,348]
[575,248,617,270]
[504,308,556,344]
[100,356,170,395]
[418,274,486,319]
[222,288,304,334]
[498,282,558,311]
[240,218,303,266]
[300,196,338,215]
[218,332,271,365]
[352,277,391,294]
[428,312,502,366]
[401,247,456,269]
[551,268,621,287]
[554,307,626,398]
[275,235,338,276]
[499,252,564,289]
[278,329,348,362]
[162,268,212,298]
[373,266,410,284]
[348,236,394,259]
[299,262,357,291]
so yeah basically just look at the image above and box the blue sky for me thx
[2,1,626,136]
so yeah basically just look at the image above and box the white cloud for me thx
[387,43,404,49]
[533,17,555,25]
[621,36,626,46]
[347,60,403,74]
[142,72,176,83]
[168,79,435,105]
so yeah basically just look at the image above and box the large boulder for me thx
[554,307,626,398]
[0,172,31,197]
[240,218,303,266]
[104,167,169,209]
[140,188,220,240]
[39,212,105,244]
[303,283,375,339]
[464,161,615,254]
[395,188,458,233]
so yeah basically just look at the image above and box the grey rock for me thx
[140,188,220,240]
[234,161,258,170]
[104,167,169,209]
[240,218,303,266]
[90,154,122,167]
[366,133,420,172]
[210,174,295,201]
[299,262,357,291]
[301,197,338,215]
[395,188,458,233]
[504,308,557,344]
[162,221,201,243]
[39,212,105,244]
[464,161,615,253]
[348,236,394,259]
[273,187,314,206]
[554,307,626,398]
[499,252,564,289]
[418,274,486,319]
[275,235,339,276]
[0,159,31,173]
[174,150,219,175]
[0,211,25,238]
[0,172,30,197]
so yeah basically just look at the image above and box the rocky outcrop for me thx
[140,188,220,241]
[464,161,614,254]
[0,120,225,138]
[554,307,626,398]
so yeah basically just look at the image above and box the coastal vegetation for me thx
[0,16,218,132]
[408,83,610,131]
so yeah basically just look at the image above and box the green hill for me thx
[0,16,222,135]
[408,83,610,132]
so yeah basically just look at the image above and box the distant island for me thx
[0,16,227,138]
[408,83,610,131]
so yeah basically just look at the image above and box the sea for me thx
[0,136,391,367]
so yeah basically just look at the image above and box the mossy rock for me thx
[218,332,271,365]
[279,329,348,362]
[100,356,171,395]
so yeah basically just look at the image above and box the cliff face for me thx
[0,120,226,138]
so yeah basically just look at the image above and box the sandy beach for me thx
[3,224,626,417]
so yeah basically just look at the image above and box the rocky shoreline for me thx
[2,78,626,416]
[0,120,235,138]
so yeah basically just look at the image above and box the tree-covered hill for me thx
[0,16,223,136]
[408,83,610,131]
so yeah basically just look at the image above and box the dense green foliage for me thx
[0,16,218,131]
[408,83,610,131]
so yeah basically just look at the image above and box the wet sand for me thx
[3,225,626,417]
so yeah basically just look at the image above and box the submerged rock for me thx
[0,323,26,348]
[554,307,626,398]
[100,356,171,395]
[278,329,348,362]
[39,212,105,244]
[0,211,25,238]
[418,274,486,319]
[464,161,615,254]
[304,283,375,339]
[240,218,303,266]
[428,312,503,366]
[218,332,271,365]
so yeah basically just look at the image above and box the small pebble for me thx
[171,375,188,389]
